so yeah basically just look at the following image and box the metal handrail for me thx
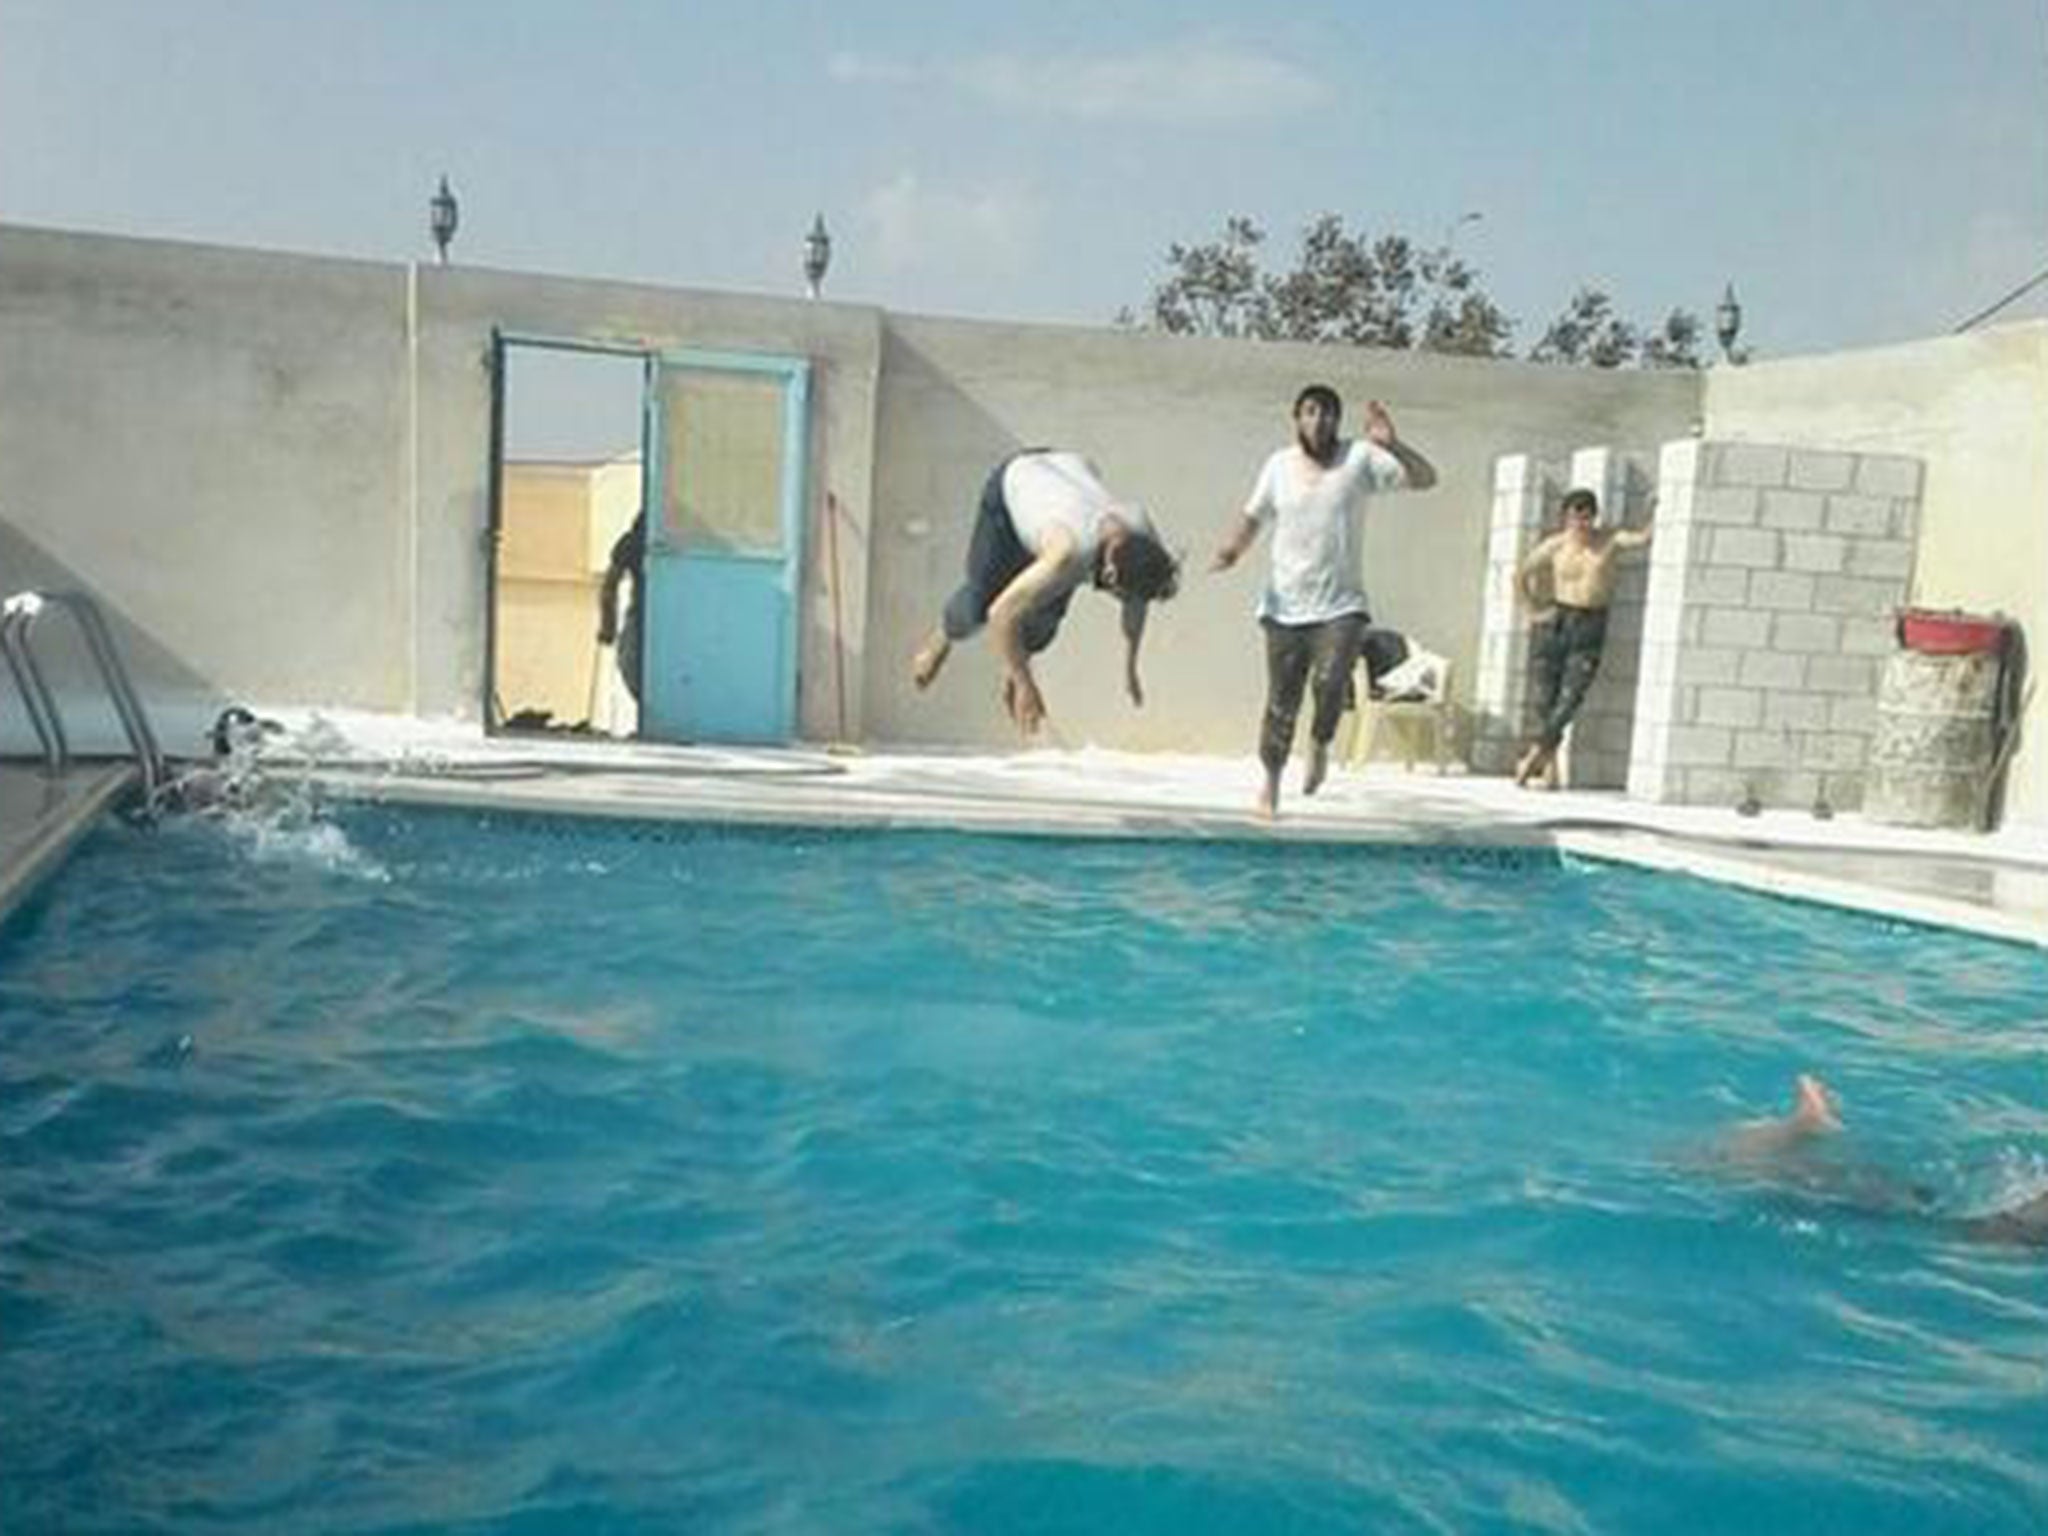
[1,590,167,805]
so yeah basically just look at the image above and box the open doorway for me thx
[489,339,646,739]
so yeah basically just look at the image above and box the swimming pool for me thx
[3,804,2044,1533]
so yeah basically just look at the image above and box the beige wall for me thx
[1703,324,2048,826]
[0,226,406,755]
[863,315,1701,753]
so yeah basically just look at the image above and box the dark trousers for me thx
[940,453,1072,656]
[1259,613,1367,773]
[1530,605,1608,750]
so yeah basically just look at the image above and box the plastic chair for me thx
[1341,655,1455,772]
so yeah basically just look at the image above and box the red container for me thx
[1897,608,2008,656]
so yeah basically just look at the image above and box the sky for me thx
[4,0,2046,370]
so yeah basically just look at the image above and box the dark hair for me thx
[1113,532,1181,603]
[1293,383,1342,418]
[1561,488,1600,518]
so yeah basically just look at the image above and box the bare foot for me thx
[911,631,951,690]
[1255,770,1281,820]
[1790,1073,1843,1135]
[1302,741,1329,797]
[1514,744,1547,788]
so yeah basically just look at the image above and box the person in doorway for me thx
[1709,1074,2048,1247]
[1211,386,1438,818]
[596,512,646,704]
[1512,488,1652,788]
[910,449,1181,737]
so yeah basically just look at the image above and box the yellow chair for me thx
[1341,656,1455,772]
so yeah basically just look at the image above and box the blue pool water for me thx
[2,804,2044,1535]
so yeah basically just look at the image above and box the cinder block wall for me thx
[1627,440,1924,809]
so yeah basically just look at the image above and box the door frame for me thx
[483,330,654,736]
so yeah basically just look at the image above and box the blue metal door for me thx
[640,351,809,744]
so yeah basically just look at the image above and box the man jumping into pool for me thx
[1713,1074,2048,1247]
[911,448,1180,737]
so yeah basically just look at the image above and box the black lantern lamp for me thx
[803,213,832,299]
[430,176,460,265]
[1715,283,1745,364]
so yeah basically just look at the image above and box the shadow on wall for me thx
[0,519,229,763]
[861,330,1025,748]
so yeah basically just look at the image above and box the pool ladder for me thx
[2,590,167,808]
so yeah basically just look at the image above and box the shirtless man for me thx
[911,448,1179,736]
[1716,1074,2048,1246]
[1513,488,1652,787]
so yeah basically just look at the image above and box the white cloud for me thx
[829,37,1327,124]
[958,39,1327,123]
[859,172,1041,278]
[826,51,920,86]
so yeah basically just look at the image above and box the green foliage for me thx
[1128,215,1698,369]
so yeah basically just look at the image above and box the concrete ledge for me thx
[0,764,136,930]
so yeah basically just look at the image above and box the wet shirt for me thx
[1003,451,1151,563]
[1244,438,1407,624]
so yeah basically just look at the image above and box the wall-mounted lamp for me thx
[430,175,460,265]
[803,213,832,299]
[1714,282,1748,364]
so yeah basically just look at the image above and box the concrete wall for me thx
[863,314,1700,754]
[1626,439,1922,812]
[0,220,1711,766]
[1702,324,2048,827]
[0,226,407,753]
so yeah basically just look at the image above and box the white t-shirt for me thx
[1242,438,1407,624]
[1003,451,1152,561]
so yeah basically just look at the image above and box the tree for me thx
[1128,214,1513,358]
[1126,215,1698,369]
[1135,216,1273,339]
[1639,308,1704,369]
[1529,288,1639,368]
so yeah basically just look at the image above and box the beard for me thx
[1296,425,1340,465]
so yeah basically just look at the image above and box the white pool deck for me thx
[6,719,2048,947]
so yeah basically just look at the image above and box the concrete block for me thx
[1710,527,1780,568]
[1734,730,1794,769]
[1702,608,1774,648]
[1787,451,1855,491]
[1772,612,1841,653]
[1839,617,1897,655]
[1677,647,1744,686]
[1854,454,1924,498]
[1804,654,1877,696]
[1689,565,1752,605]
[1682,768,1753,805]
[1813,575,1901,616]
[1696,687,1763,728]
[1749,570,1819,610]
[1813,732,1870,770]
[1760,489,1827,531]
[1667,725,1733,766]
[1694,485,1762,526]
[1830,695,1880,734]
[1782,534,1849,574]
[1846,540,1914,581]
[1824,494,1892,538]
[1643,600,1684,646]
[1658,438,1702,486]
[1709,443,1790,486]
[1739,650,1807,689]
[1890,498,1919,542]
[1765,692,1832,731]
